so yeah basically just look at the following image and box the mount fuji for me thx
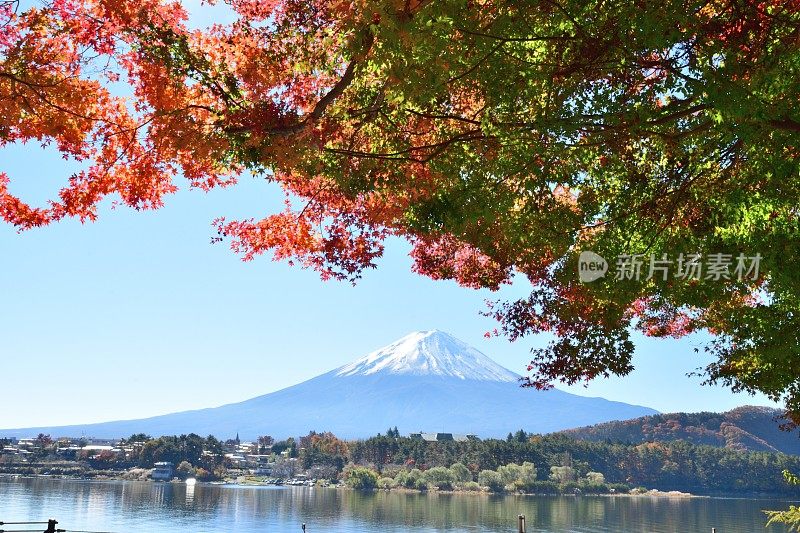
[0,331,658,439]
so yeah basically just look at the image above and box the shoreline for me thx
[9,472,800,502]
[0,472,708,499]
[3,470,796,501]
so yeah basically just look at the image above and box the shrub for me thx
[194,467,214,481]
[461,481,482,492]
[424,466,455,490]
[380,465,406,478]
[377,477,397,489]
[393,471,409,487]
[499,462,537,491]
[608,483,631,494]
[518,462,537,485]
[498,464,522,486]
[478,470,504,492]
[580,482,610,494]
[449,462,472,483]
[402,468,424,489]
[584,472,605,485]
[176,461,195,479]
[344,467,379,490]
[549,465,576,483]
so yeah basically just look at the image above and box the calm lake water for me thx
[0,477,795,532]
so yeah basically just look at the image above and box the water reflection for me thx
[0,477,795,533]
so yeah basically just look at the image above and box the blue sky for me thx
[0,1,778,430]
[0,140,778,429]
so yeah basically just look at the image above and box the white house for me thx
[151,462,174,481]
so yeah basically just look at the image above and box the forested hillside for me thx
[346,431,800,496]
[559,406,800,455]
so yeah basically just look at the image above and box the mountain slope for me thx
[335,330,518,381]
[0,331,658,440]
[560,406,800,455]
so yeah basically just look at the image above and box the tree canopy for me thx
[766,471,800,530]
[1,0,799,420]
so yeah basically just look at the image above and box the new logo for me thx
[578,251,608,282]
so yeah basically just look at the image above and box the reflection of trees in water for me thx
[203,485,348,529]
[343,490,502,528]
[539,496,607,528]
[1,478,793,531]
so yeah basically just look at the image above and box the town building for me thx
[409,432,478,442]
[151,462,174,481]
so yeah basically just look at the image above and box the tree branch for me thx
[768,118,800,133]
[225,29,375,137]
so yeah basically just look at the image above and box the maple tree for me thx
[767,470,800,530]
[2,0,800,421]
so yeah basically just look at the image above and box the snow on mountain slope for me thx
[334,330,520,382]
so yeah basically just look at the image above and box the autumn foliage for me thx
[2,1,799,421]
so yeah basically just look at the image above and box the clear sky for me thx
[0,1,779,430]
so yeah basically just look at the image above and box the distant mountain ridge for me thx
[0,331,658,440]
[560,406,800,455]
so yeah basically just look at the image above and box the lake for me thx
[0,477,795,532]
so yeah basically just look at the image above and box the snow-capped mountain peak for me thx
[334,330,520,382]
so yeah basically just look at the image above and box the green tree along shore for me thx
[3,430,800,497]
[345,432,800,496]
